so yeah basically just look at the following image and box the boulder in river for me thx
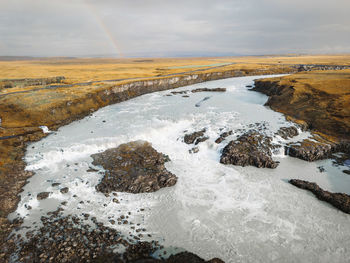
[37,192,50,200]
[215,130,233,144]
[184,129,208,145]
[91,141,177,194]
[276,126,299,140]
[60,187,69,194]
[166,252,225,263]
[191,87,226,93]
[220,131,279,168]
[285,139,335,161]
[289,179,350,214]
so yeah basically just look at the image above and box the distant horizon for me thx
[1,52,350,61]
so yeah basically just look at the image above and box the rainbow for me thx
[84,0,124,57]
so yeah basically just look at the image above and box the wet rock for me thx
[191,87,226,93]
[86,167,99,172]
[184,129,207,145]
[166,252,225,263]
[276,126,299,139]
[215,130,233,144]
[189,147,199,154]
[343,170,350,175]
[60,187,69,194]
[51,183,61,187]
[171,91,188,95]
[182,95,190,98]
[220,131,279,168]
[91,141,177,194]
[317,166,325,173]
[289,179,350,214]
[285,140,335,161]
[37,192,50,200]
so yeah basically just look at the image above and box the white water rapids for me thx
[10,75,350,262]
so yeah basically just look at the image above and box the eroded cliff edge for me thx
[0,66,294,262]
[253,70,350,140]
[253,70,350,215]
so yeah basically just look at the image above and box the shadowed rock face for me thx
[253,73,350,140]
[220,131,279,168]
[289,179,350,214]
[91,141,177,194]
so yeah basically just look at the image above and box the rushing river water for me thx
[11,75,350,262]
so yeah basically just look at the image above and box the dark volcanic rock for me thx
[166,252,225,263]
[289,179,350,214]
[184,129,208,145]
[276,126,299,140]
[91,141,177,194]
[37,192,50,200]
[11,208,224,263]
[60,187,69,194]
[171,90,188,95]
[220,131,279,168]
[285,140,335,161]
[191,87,226,93]
[215,131,233,144]
[189,147,199,154]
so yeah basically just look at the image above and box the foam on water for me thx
[11,75,350,262]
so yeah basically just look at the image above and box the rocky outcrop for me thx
[191,87,226,93]
[276,126,299,140]
[91,141,177,194]
[285,140,334,161]
[184,129,208,145]
[37,192,50,200]
[0,76,65,89]
[220,131,279,168]
[285,136,350,162]
[253,72,350,140]
[10,209,223,263]
[296,64,350,72]
[215,131,233,144]
[289,179,350,214]
[167,252,224,263]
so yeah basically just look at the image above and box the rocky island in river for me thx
[1,55,350,262]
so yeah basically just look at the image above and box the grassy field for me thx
[255,69,350,139]
[1,55,350,84]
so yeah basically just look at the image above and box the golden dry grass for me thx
[1,55,350,84]
[257,69,350,139]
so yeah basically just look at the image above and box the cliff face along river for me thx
[12,75,350,262]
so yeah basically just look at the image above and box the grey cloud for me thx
[0,0,349,57]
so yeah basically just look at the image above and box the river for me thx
[11,75,350,262]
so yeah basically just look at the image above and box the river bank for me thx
[0,66,296,262]
[1,57,350,261]
[3,74,350,262]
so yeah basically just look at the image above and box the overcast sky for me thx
[1,0,350,57]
